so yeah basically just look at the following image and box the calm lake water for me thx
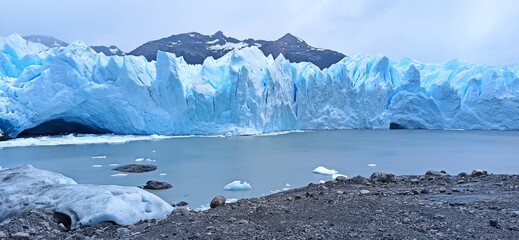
[1,130,518,209]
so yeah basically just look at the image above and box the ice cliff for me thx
[1,33,518,138]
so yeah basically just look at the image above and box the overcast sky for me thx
[1,0,518,66]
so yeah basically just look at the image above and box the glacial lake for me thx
[1,130,519,209]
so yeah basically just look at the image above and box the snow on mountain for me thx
[1,33,518,139]
[23,35,69,48]
[129,31,346,69]
[22,35,125,57]
[0,165,173,228]
[90,45,126,56]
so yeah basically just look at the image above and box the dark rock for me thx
[471,170,488,177]
[176,201,188,207]
[210,196,226,208]
[458,172,469,178]
[143,181,172,190]
[305,192,314,198]
[294,195,302,200]
[420,189,429,194]
[370,172,396,183]
[439,187,447,193]
[335,176,348,183]
[350,176,369,184]
[489,219,500,229]
[114,164,157,173]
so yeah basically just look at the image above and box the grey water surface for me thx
[1,130,518,209]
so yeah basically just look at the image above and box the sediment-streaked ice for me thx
[0,165,172,228]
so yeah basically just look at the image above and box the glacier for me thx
[1,33,519,138]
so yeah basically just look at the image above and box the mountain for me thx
[90,45,125,56]
[129,31,346,69]
[22,35,124,56]
[23,35,68,48]
[1,34,519,139]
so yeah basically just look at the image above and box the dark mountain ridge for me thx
[129,31,346,69]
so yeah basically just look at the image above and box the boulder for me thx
[335,176,348,183]
[425,170,449,177]
[210,195,226,208]
[143,181,172,190]
[114,164,157,173]
[471,169,488,177]
[349,176,369,184]
[370,172,396,183]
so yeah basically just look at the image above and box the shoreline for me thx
[2,170,519,239]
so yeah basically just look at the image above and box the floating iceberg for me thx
[224,180,252,190]
[313,166,338,175]
[0,165,173,228]
[1,33,519,138]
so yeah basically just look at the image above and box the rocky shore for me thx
[2,170,519,239]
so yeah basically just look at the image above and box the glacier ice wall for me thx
[1,33,519,138]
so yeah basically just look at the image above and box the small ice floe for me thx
[270,190,281,194]
[91,155,107,159]
[108,163,119,167]
[135,158,144,162]
[285,183,291,187]
[91,165,103,168]
[159,173,167,176]
[196,205,210,212]
[110,173,128,177]
[313,166,338,175]
[320,180,326,184]
[151,150,156,153]
[332,173,348,180]
[224,180,252,190]
[145,158,156,162]
[226,198,238,204]
[368,163,377,167]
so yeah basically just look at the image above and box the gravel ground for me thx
[2,170,519,239]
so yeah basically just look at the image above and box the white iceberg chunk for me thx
[92,155,107,159]
[135,157,144,162]
[110,173,128,177]
[313,166,338,175]
[224,180,252,190]
[368,163,377,167]
[0,165,173,228]
[91,164,103,168]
